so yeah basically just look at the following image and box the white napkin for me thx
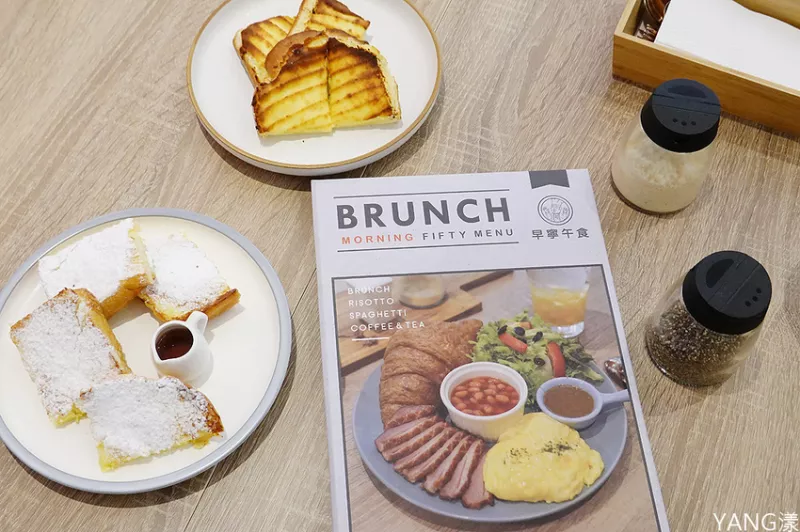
[656,0,800,93]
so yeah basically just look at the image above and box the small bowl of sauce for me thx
[151,311,211,384]
[536,377,630,430]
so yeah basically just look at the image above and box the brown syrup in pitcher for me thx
[156,327,194,360]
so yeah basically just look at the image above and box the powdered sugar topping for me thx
[80,376,214,459]
[11,291,126,420]
[38,218,145,302]
[142,233,230,314]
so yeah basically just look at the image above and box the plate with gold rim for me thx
[187,0,441,176]
[0,209,291,493]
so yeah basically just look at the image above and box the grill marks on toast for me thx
[253,37,333,135]
[328,40,393,126]
[246,5,399,136]
[290,0,369,40]
[236,16,294,85]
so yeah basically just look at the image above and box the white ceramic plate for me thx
[0,209,292,493]
[187,0,441,176]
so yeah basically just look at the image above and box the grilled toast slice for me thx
[290,0,369,40]
[79,375,224,471]
[234,16,294,86]
[37,218,154,318]
[10,288,130,426]
[327,30,401,128]
[253,31,333,136]
[139,233,240,322]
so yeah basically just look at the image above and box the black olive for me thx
[531,331,543,342]
[498,325,507,335]
[534,357,546,366]
[513,326,526,337]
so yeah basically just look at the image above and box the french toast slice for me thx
[10,288,130,426]
[79,375,224,471]
[234,15,295,86]
[327,30,401,128]
[139,233,240,322]
[252,31,333,136]
[290,0,369,40]
[37,218,154,318]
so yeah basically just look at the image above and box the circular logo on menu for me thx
[538,195,573,226]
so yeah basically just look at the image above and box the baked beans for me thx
[450,377,519,416]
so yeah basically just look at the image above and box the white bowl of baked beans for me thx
[440,362,528,441]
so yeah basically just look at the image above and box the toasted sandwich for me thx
[139,233,240,322]
[10,288,130,426]
[252,31,333,136]
[234,16,295,86]
[290,0,369,40]
[80,375,224,470]
[327,30,401,128]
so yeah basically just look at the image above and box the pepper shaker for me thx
[646,251,771,386]
[612,79,721,214]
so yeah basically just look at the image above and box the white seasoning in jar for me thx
[612,120,714,212]
[612,79,720,214]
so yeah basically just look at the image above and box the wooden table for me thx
[0,0,798,530]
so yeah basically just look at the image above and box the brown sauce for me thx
[156,327,194,360]
[543,385,594,418]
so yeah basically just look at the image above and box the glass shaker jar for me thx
[612,79,721,213]
[646,251,771,386]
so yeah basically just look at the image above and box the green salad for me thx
[470,311,603,408]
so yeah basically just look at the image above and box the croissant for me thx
[379,320,483,426]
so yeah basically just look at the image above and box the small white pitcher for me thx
[151,311,211,384]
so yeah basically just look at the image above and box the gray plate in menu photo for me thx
[352,363,627,523]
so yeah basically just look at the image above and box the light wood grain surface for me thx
[0,0,798,530]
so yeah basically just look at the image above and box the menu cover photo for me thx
[312,170,670,532]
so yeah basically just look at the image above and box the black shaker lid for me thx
[640,79,721,153]
[682,251,771,335]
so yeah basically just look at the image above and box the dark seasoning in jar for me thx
[646,251,771,386]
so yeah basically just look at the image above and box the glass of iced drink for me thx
[528,267,590,338]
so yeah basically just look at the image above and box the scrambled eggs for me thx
[483,413,604,503]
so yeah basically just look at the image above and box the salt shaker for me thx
[612,79,720,213]
[646,251,771,387]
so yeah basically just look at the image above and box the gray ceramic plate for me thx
[0,208,292,494]
[353,362,627,523]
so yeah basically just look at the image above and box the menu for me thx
[312,170,670,532]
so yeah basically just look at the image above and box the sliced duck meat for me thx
[384,405,437,429]
[422,436,473,494]
[381,422,446,462]
[439,439,484,500]
[375,416,438,453]
[461,452,494,509]
[402,431,466,483]
[393,427,456,472]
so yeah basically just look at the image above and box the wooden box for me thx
[613,0,800,136]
